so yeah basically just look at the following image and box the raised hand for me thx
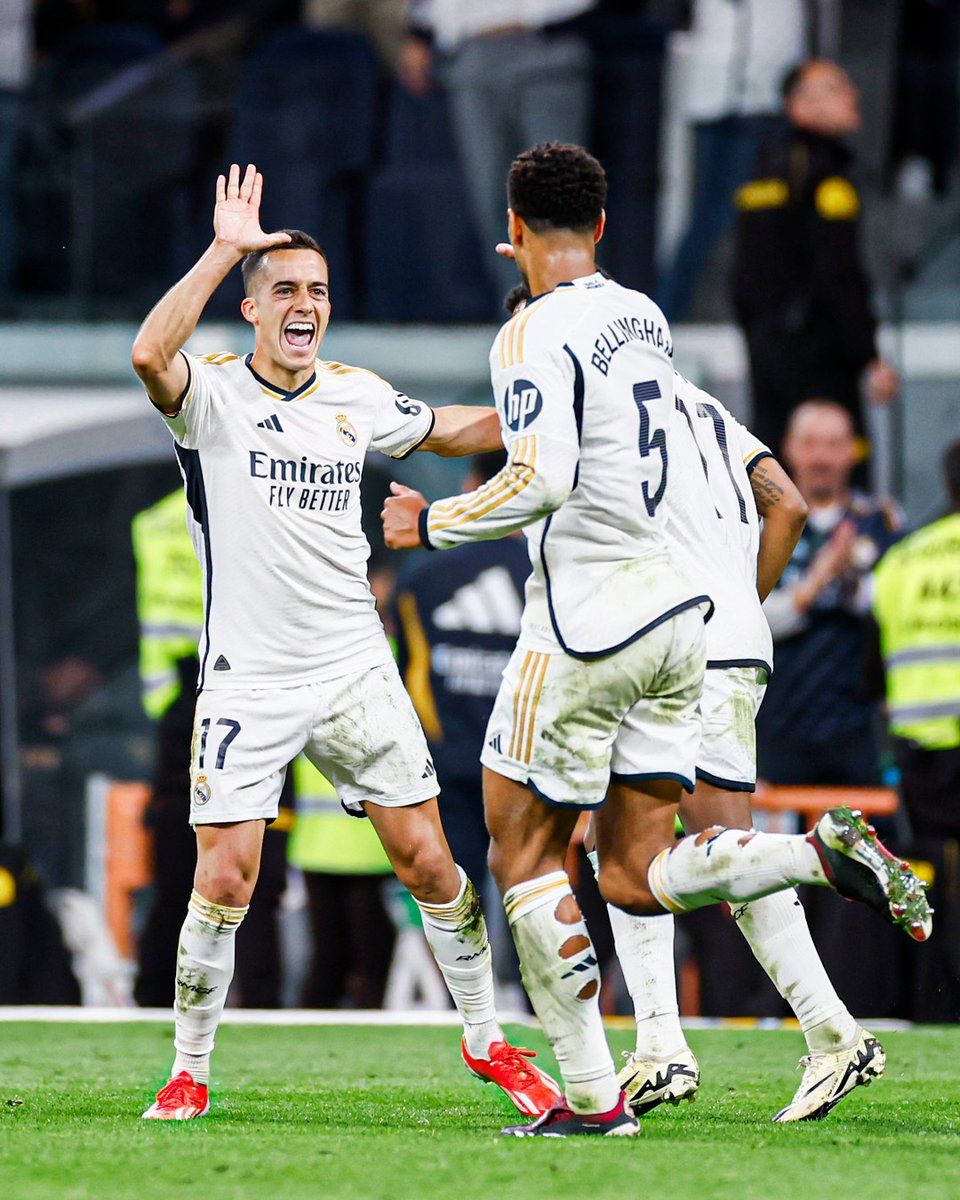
[213,164,291,256]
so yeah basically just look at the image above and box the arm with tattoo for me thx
[751,457,808,601]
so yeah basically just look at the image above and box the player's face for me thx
[784,409,857,501]
[243,249,331,372]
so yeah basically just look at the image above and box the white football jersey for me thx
[160,351,434,690]
[667,375,773,671]
[422,273,709,658]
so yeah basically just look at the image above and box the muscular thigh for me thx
[593,776,681,912]
[306,661,437,815]
[483,767,581,893]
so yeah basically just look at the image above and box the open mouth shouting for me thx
[284,320,316,351]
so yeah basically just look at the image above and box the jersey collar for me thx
[245,354,317,402]
[526,271,609,304]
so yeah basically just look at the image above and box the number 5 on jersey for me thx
[633,379,668,516]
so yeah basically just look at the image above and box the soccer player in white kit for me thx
[598,375,886,1123]
[500,282,883,1123]
[383,143,931,1137]
[133,164,561,1121]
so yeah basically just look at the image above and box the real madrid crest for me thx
[193,774,211,806]
[336,412,358,447]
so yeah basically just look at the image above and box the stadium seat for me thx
[589,17,667,293]
[385,84,458,165]
[364,164,494,322]
[230,27,380,175]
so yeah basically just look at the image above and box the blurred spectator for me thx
[303,0,407,68]
[731,59,899,459]
[872,438,960,1019]
[873,440,960,838]
[0,0,30,298]
[757,400,902,786]
[131,489,288,1009]
[656,0,807,320]
[891,0,960,200]
[401,0,595,298]
[288,757,397,1009]
[393,451,528,892]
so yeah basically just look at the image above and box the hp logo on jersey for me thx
[504,379,543,432]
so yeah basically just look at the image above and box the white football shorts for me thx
[695,664,768,792]
[188,660,437,824]
[481,606,706,808]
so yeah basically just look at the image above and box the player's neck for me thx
[249,347,316,394]
[525,246,597,298]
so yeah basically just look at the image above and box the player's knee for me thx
[598,862,660,916]
[195,860,256,909]
[394,839,455,902]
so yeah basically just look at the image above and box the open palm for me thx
[214,163,291,255]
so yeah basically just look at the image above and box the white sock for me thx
[504,870,619,1114]
[649,829,827,913]
[730,890,859,1052]
[171,890,247,1085]
[586,849,685,1060]
[414,866,502,1058]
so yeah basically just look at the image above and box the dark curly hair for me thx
[503,283,531,315]
[507,143,607,234]
[241,230,327,293]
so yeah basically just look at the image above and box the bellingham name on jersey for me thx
[420,273,710,660]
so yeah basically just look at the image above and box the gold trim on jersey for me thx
[428,437,537,532]
[508,650,549,764]
[319,360,387,385]
[201,352,240,366]
[496,304,537,368]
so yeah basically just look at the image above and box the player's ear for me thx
[240,296,257,326]
[508,209,523,247]
[594,210,606,246]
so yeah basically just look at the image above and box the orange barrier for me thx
[104,782,154,957]
[753,784,899,821]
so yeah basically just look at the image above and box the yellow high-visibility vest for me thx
[873,512,960,750]
[287,757,393,875]
[131,490,203,719]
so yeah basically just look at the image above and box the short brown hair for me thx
[241,230,326,293]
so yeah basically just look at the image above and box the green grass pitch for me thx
[1,1021,958,1200]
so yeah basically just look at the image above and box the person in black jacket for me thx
[732,59,899,459]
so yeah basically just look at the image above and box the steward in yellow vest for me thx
[873,441,960,841]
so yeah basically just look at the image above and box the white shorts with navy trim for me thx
[695,665,768,792]
[481,607,706,808]
[188,660,437,824]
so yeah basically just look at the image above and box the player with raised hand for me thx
[382,143,931,1138]
[132,164,561,1122]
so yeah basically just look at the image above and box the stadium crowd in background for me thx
[2,0,959,1026]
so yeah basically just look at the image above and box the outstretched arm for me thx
[417,405,503,457]
[751,456,807,600]
[132,164,291,415]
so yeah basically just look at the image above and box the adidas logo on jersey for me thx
[256,414,284,432]
[421,759,436,780]
[433,567,522,635]
[487,733,503,754]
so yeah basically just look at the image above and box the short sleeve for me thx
[491,341,579,457]
[728,413,772,474]
[369,384,435,459]
[160,352,217,449]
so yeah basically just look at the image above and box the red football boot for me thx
[461,1037,563,1117]
[141,1071,210,1120]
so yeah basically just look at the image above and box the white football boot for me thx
[617,1046,700,1116]
[773,1029,885,1123]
